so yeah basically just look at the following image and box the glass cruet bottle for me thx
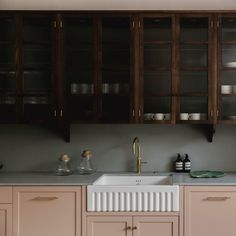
[55,154,73,176]
[77,150,96,175]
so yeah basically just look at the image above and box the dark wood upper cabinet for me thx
[61,14,134,124]
[62,15,96,123]
[21,14,56,123]
[139,14,214,125]
[218,14,236,124]
[140,15,175,124]
[0,14,17,123]
[176,14,214,124]
[100,16,133,123]
[2,11,236,141]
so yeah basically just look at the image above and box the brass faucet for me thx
[132,137,142,174]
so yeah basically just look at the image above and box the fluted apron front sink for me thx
[87,174,179,212]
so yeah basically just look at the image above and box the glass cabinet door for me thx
[178,16,211,123]
[219,16,236,122]
[141,16,173,123]
[63,16,96,123]
[100,16,132,123]
[22,15,54,122]
[0,15,17,123]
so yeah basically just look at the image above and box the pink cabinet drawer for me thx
[0,187,12,203]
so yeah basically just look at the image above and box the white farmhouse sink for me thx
[93,174,172,185]
[87,174,179,212]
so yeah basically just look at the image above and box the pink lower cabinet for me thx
[184,186,236,236]
[87,216,133,236]
[133,216,178,236]
[0,187,13,236]
[87,216,178,236]
[0,204,12,236]
[13,186,81,236]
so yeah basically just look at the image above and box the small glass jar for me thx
[55,154,73,176]
[77,150,96,175]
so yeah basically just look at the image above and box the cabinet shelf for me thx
[144,41,172,45]
[180,66,208,71]
[179,92,208,97]
[144,93,172,97]
[23,40,51,46]
[222,41,236,45]
[144,66,171,71]
[102,66,130,71]
[180,41,208,44]
[220,93,236,96]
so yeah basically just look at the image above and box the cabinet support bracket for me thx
[202,124,216,143]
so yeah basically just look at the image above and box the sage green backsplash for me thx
[0,124,235,172]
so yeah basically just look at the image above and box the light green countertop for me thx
[0,171,235,186]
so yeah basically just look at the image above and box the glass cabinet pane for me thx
[64,16,96,122]
[0,16,15,42]
[0,16,17,122]
[0,70,16,91]
[22,15,53,122]
[68,96,95,122]
[144,71,171,95]
[221,96,236,120]
[180,18,208,42]
[180,71,208,93]
[143,18,172,42]
[181,45,208,67]
[222,17,236,42]
[219,16,236,122]
[179,16,209,122]
[101,17,131,122]
[144,44,171,68]
[23,96,52,122]
[144,97,171,121]
[142,17,173,123]
[179,97,208,121]
[222,45,236,66]
[22,15,53,94]
[0,96,16,122]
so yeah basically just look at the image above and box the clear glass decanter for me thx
[56,154,73,176]
[77,150,96,175]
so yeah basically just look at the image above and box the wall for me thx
[0,124,235,172]
[0,0,236,10]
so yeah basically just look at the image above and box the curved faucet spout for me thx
[132,137,141,174]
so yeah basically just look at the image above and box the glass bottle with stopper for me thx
[77,150,96,175]
[55,154,73,176]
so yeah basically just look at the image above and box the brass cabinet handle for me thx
[132,109,135,117]
[54,110,57,117]
[60,110,63,117]
[132,226,137,230]
[204,197,231,201]
[32,197,59,201]
[126,226,132,230]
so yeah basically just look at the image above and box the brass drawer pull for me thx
[32,197,59,201]
[204,196,231,201]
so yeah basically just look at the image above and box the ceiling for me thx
[1,0,236,11]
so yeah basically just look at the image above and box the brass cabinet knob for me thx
[126,226,132,230]
[132,226,137,230]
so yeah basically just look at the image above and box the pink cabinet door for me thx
[184,186,236,236]
[0,204,12,236]
[133,216,178,236]
[13,187,81,236]
[87,216,133,236]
